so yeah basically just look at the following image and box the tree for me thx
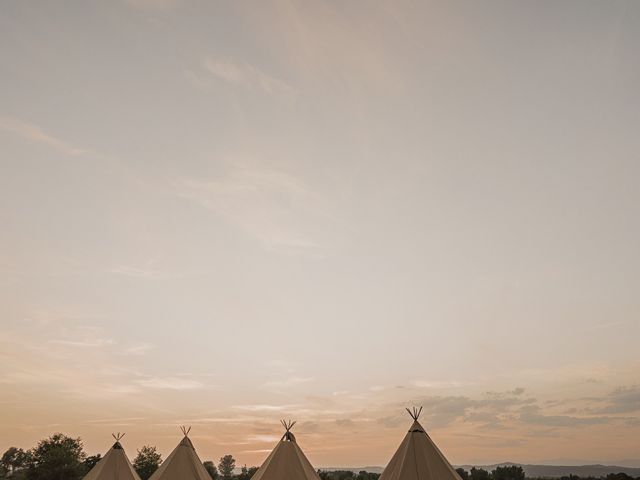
[357,472,381,480]
[607,474,634,480]
[456,468,470,480]
[1,448,28,476]
[470,467,491,480]
[203,461,218,480]
[218,455,235,480]
[83,454,102,474]
[26,433,86,480]
[318,471,360,480]
[237,465,259,480]
[337,472,354,480]
[492,466,525,480]
[133,446,162,480]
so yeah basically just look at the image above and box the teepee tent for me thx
[83,433,142,480]
[251,420,322,480]
[148,427,211,480]
[379,408,462,480]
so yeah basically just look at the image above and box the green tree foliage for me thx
[357,471,380,480]
[1,447,29,476]
[237,465,259,480]
[457,468,470,480]
[83,454,102,473]
[559,475,582,480]
[492,466,525,480]
[318,471,380,480]
[470,467,491,480]
[25,433,86,480]
[321,471,353,480]
[218,455,236,480]
[203,461,219,480]
[606,474,635,480]
[133,446,162,480]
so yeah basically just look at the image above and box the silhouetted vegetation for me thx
[452,468,640,480]
[219,454,237,480]
[1,447,29,478]
[528,475,638,480]
[84,454,102,472]
[470,467,492,480]
[238,465,260,480]
[492,466,526,480]
[318,470,381,480]
[133,445,163,480]
[204,460,219,479]
[457,468,470,480]
[25,433,86,480]
[2,436,640,480]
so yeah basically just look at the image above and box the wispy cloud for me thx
[232,404,298,412]
[369,385,387,392]
[136,376,206,390]
[84,416,147,424]
[123,0,178,10]
[108,264,175,280]
[177,163,336,254]
[245,434,281,443]
[411,379,471,389]
[264,376,314,388]
[202,57,294,95]
[0,117,87,156]
[585,320,627,331]
[49,338,115,348]
[123,343,154,356]
[592,385,640,414]
[517,404,624,427]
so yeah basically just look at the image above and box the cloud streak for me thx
[136,376,207,390]
[0,117,87,156]
[232,404,298,412]
[177,163,336,253]
[202,57,294,95]
[593,385,640,414]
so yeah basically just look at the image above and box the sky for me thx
[1,0,639,469]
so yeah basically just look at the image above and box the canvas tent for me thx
[379,407,462,480]
[83,433,142,480]
[251,420,322,480]
[148,427,212,480]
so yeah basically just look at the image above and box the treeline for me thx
[454,467,640,480]
[0,433,255,480]
[318,471,380,480]
[456,466,526,480]
[3,435,640,480]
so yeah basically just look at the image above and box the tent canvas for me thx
[83,433,142,480]
[251,420,322,480]
[379,408,462,480]
[148,427,212,480]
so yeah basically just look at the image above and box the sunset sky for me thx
[1,0,639,470]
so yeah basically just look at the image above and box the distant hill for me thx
[320,464,640,478]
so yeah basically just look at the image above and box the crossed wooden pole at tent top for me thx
[281,419,296,442]
[406,406,423,420]
[112,433,125,441]
[180,426,192,436]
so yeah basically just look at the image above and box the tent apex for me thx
[280,419,297,442]
[405,406,422,421]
